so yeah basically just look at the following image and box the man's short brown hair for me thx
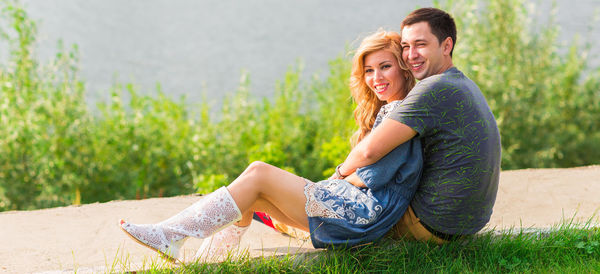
[401,8,457,57]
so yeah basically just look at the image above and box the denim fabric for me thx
[308,101,423,248]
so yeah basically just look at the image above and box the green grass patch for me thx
[134,226,600,273]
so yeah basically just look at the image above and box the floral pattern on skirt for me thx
[303,179,382,225]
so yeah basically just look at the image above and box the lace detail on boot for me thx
[119,186,242,262]
[194,224,249,261]
[161,186,242,238]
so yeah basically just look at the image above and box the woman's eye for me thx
[365,69,373,73]
[382,64,392,69]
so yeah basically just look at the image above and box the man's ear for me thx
[442,37,453,56]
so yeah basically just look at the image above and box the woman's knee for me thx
[237,161,274,186]
[244,161,274,176]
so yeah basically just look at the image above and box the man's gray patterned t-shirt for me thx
[388,67,501,235]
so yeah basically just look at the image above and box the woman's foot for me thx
[119,186,242,262]
[119,219,186,263]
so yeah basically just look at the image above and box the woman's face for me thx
[363,50,406,103]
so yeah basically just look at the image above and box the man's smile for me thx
[410,62,424,71]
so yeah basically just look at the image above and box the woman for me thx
[119,30,422,262]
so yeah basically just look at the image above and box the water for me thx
[16,0,600,108]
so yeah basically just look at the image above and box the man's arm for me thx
[338,118,417,176]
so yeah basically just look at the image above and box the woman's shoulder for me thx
[379,100,403,118]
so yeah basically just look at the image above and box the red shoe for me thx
[253,211,277,231]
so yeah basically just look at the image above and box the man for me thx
[336,7,501,243]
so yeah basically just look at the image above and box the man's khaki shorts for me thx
[387,206,447,244]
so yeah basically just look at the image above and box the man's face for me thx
[401,21,452,80]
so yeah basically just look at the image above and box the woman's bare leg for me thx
[237,198,307,231]
[121,161,311,261]
[194,161,311,260]
[227,161,310,231]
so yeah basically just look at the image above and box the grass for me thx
[105,224,600,273]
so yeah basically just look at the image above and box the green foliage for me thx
[190,59,354,194]
[0,2,91,209]
[0,0,598,210]
[90,85,199,200]
[0,0,355,210]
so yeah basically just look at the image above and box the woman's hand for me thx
[328,172,343,180]
[329,171,367,188]
[344,173,367,188]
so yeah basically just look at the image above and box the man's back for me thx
[389,67,501,235]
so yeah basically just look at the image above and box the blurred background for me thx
[0,0,598,211]
[19,0,599,107]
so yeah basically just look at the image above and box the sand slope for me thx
[0,166,598,273]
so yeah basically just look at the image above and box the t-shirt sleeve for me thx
[387,79,447,137]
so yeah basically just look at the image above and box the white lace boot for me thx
[119,186,242,262]
[194,224,249,261]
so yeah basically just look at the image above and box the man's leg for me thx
[388,206,447,245]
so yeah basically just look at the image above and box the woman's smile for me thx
[374,83,389,93]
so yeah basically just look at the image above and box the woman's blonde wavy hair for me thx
[349,30,416,147]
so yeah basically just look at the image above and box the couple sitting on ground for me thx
[119,7,501,262]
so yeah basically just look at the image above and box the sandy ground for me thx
[1,166,599,273]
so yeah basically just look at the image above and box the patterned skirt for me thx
[303,178,388,248]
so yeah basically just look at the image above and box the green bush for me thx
[0,0,598,211]
[0,1,355,210]
[0,3,90,209]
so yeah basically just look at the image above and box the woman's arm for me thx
[338,119,417,176]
